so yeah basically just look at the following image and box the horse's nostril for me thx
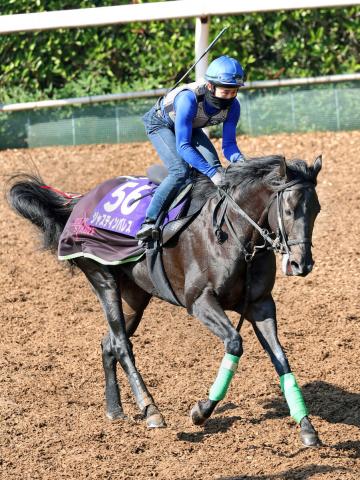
[290,261,301,272]
[290,261,314,276]
[290,261,308,276]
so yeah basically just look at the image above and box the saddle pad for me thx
[88,176,185,237]
[58,176,187,265]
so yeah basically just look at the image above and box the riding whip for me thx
[168,25,229,93]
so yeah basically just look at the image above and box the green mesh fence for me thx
[0,81,359,150]
[234,81,360,136]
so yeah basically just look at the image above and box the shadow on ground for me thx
[177,407,241,444]
[217,464,348,480]
[260,381,360,428]
[178,382,360,453]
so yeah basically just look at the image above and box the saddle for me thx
[146,165,204,244]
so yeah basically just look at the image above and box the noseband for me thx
[215,178,316,259]
[272,180,315,256]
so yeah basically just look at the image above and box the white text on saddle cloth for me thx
[88,178,184,237]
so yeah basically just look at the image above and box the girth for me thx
[145,188,207,306]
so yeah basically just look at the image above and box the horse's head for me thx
[268,156,322,276]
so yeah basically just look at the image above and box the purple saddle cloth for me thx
[58,176,187,265]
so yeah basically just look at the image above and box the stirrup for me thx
[135,220,156,240]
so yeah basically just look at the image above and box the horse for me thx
[7,154,322,447]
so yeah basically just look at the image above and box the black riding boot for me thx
[136,218,156,240]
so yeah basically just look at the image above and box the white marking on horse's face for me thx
[281,253,292,276]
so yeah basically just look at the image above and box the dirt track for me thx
[1,131,359,480]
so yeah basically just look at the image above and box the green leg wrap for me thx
[280,372,308,424]
[209,353,240,402]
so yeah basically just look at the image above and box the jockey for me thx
[136,55,246,240]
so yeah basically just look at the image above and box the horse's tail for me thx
[7,173,79,252]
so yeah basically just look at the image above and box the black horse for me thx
[7,154,322,446]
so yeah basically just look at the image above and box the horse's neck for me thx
[236,183,271,218]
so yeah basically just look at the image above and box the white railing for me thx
[0,1,358,33]
[1,74,359,113]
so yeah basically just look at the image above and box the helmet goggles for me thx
[209,72,245,87]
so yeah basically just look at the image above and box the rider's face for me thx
[212,85,239,99]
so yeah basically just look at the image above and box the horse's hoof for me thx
[106,410,127,422]
[300,429,322,447]
[144,404,166,428]
[146,412,167,428]
[190,401,207,426]
[299,416,322,447]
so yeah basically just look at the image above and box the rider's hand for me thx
[232,153,245,163]
[210,170,224,186]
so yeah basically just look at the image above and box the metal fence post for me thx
[71,113,76,145]
[334,85,341,130]
[246,93,253,135]
[290,91,296,129]
[115,106,120,143]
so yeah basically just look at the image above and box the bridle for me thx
[213,178,317,331]
[214,178,316,261]
[272,180,315,256]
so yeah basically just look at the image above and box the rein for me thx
[213,178,316,331]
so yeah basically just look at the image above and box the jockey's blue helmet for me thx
[205,55,245,87]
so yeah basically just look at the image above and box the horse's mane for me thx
[191,155,317,200]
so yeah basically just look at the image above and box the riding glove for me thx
[210,171,223,186]
[210,167,227,186]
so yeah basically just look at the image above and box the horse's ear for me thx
[313,155,322,178]
[279,157,288,178]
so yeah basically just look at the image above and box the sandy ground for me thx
[0,130,359,480]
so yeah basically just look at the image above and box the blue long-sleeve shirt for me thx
[172,90,242,178]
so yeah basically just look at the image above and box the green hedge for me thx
[0,1,359,103]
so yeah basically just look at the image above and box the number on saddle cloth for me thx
[88,174,188,239]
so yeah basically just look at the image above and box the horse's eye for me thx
[285,209,292,216]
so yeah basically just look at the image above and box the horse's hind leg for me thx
[107,270,166,428]
[101,333,126,420]
[247,295,321,447]
[76,258,165,428]
[102,331,164,426]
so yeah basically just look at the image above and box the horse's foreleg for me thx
[188,288,243,426]
[247,295,321,447]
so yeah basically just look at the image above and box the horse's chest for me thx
[217,251,276,308]
[216,264,247,306]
